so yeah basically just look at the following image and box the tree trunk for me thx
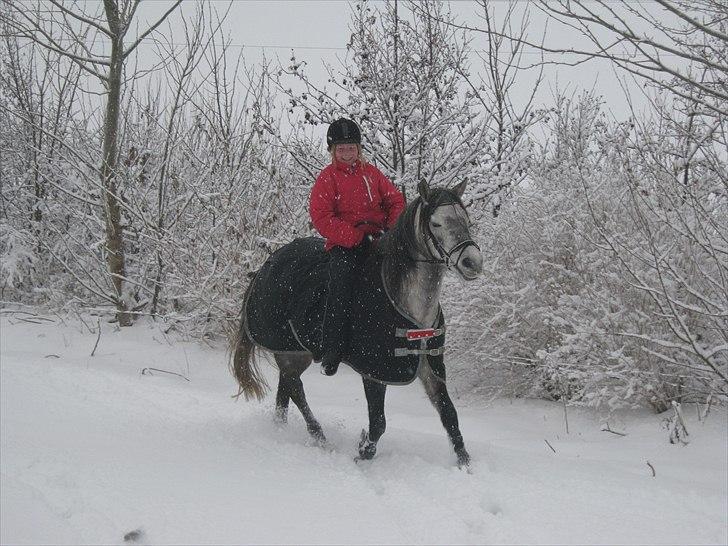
[101,31,131,326]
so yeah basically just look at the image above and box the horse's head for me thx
[417,180,483,281]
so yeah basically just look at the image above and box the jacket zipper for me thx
[363,174,373,202]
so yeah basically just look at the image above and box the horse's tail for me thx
[230,272,269,401]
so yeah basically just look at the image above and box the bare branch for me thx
[123,0,182,58]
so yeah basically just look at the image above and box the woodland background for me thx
[1,0,726,413]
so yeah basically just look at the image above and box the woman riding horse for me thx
[309,118,405,376]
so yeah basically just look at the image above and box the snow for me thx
[1,314,726,545]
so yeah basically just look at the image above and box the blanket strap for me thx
[395,327,445,340]
[394,347,445,357]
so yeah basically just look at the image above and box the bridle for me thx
[412,201,480,275]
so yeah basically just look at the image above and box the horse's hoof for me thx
[304,434,328,449]
[308,428,327,446]
[357,429,377,460]
[273,408,288,426]
[456,448,471,471]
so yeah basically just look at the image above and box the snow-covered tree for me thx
[1,0,184,324]
[270,0,504,199]
[0,30,88,302]
[536,0,727,118]
[1,3,304,336]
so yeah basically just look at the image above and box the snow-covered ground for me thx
[1,313,726,545]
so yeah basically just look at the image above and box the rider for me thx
[309,118,405,376]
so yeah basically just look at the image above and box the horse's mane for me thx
[374,186,464,298]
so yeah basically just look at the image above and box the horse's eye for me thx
[431,222,442,228]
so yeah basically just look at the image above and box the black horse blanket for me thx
[245,237,446,385]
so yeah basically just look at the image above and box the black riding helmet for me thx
[327,118,361,151]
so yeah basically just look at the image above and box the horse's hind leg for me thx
[274,373,290,424]
[357,378,387,460]
[288,374,327,444]
[273,353,325,444]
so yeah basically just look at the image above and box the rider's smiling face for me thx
[334,144,359,166]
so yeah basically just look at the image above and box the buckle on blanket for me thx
[395,327,445,340]
[394,347,445,357]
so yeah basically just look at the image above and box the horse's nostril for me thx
[460,252,483,278]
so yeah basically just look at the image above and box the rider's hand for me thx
[366,230,385,243]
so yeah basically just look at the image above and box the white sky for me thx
[127,0,660,124]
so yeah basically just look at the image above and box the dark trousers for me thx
[322,244,367,355]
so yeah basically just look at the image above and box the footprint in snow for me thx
[123,528,146,543]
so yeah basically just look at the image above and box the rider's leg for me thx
[321,245,362,375]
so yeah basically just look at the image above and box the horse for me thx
[230,179,483,468]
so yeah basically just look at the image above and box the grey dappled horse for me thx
[230,180,483,468]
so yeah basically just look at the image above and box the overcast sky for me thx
[134,0,651,121]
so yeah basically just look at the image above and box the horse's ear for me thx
[453,179,467,198]
[417,179,430,203]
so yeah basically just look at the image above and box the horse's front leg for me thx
[419,363,470,469]
[357,378,387,460]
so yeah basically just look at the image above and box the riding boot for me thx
[321,350,341,376]
[320,245,364,376]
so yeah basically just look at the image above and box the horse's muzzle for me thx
[456,246,483,280]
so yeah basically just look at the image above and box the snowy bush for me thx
[446,91,727,411]
[0,224,37,294]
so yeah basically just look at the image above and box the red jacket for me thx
[310,160,405,250]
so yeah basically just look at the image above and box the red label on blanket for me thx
[407,328,436,340]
